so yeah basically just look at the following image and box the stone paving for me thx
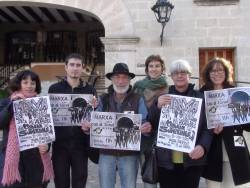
[47,160,207,188]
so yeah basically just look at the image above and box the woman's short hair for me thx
[145,55,165,74]
[202,57,233,89]
[170,59,192,75]
[8,70,41,94]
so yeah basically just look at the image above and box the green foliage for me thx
[0,89,9,99]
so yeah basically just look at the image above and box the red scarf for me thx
[1,91,54,186]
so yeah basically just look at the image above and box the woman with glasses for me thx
[200,57,250,188]
[148,59,212,188]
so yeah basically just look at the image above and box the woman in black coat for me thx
[148,59,213,188]
[0,70,53,188]
[201,57,250,187]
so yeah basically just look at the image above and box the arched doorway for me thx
[0,2,107,82]
[0,0,138,92]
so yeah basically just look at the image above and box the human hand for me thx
[213,124,223,134]
[38,144,49,154]
[92,96,98,109]
[157,95,171,109]
[10,93,25,101]
[140,122,152,134]
[81,120,91,134]
[189,145,205,160]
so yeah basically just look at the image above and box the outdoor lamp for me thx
[151,0,174,46]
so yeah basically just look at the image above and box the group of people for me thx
[0,52,250,188]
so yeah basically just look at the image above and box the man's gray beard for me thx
[113,84,129,94]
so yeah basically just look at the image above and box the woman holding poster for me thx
[201,57,250,188]
[0,70,53,188]
[133,55,168,188]
[148,59,213,188]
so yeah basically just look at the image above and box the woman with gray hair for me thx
[148,59,213,188]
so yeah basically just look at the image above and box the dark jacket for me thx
[200,85,250,185]
[48,79,96,150]
[148,84,213,169]
[0,98,47,187]
[0,98,13,152]
[98,85,141,156]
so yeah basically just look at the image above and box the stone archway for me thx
[0,0,140,86]
[0,0,134,37]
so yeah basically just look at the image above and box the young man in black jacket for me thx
[48,53,97,188]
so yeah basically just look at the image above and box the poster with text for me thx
[90,111,142,151]
[13,96,55,151]
[205,87,250,129]
[49,94,93,126]
[157,94,202,153]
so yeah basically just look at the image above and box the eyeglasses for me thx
[171,71,188,76]
[210,69,225,75]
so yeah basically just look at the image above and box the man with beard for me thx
[48,53,97,188]
[82,62,151,188]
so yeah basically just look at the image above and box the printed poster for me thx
[90,111,142,151]
[49,94,93,126]
[205,87,250,129]
[157,94,202,153]
[13,96,55,151]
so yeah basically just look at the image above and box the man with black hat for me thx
[82,62,151,188]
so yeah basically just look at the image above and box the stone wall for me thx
[119,0,250,87]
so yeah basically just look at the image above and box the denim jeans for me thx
[99,153,139,188]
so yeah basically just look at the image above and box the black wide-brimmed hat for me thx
[106,63,135,80]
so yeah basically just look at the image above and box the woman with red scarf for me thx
[0,70,54,188]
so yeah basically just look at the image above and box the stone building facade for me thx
[1,0,250,187]
[0,0,250,86]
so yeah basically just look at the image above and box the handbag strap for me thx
[151,132,158,149]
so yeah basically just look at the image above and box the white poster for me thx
[157,94,202,153]
[13,96,55,151]
[90,111,142,151]
[49,94,93,126]
[205,87,250,129]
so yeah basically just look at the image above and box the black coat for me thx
[0,98,47,187]
[200,85,250,185]
[48,79,96,150]
[148,84,213,169]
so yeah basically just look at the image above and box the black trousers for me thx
[0,150,48,188]
[158,164,203,188]
[52,145,88,188]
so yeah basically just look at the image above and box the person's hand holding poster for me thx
[49,94,94,126]
[13,96,55,151]
[205,87,250,129]
[157,94,202,153]
[90,111,142,151]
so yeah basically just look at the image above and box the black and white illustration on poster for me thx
[90,111,142,151]
[13,96,55,151]
[157,95,202,153]
[205,87,250,129]
[49,94,93,126]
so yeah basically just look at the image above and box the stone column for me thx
[100,36,140,86]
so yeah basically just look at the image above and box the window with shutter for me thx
[194,0,239,6]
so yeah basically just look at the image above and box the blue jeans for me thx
[99,154,139,188]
